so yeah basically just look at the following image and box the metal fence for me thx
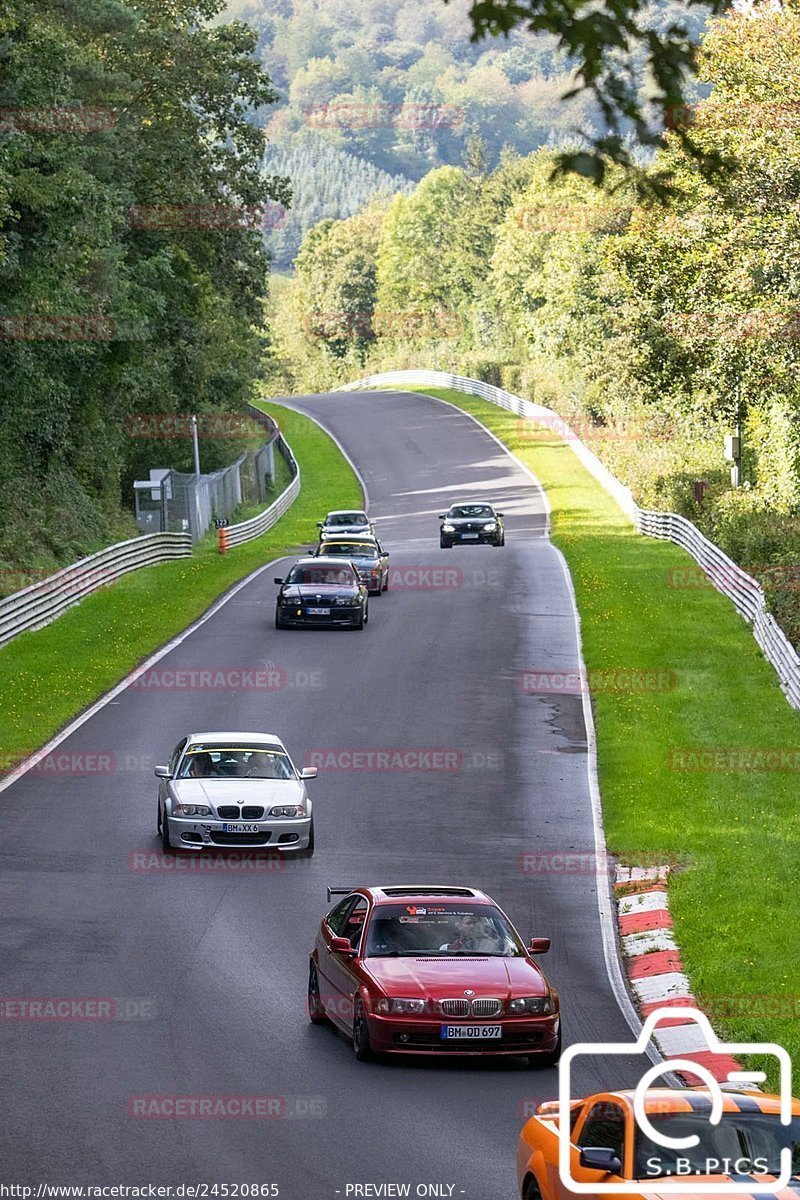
[339,369,800,711]
[135,423,279,543]
[0,407,300,647]
[0,533,192,648]
[222,431,301,549]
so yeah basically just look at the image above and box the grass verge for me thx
[0,400,361,771]
[392,385,800,1085]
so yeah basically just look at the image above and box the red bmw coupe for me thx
[308,885,560,1065]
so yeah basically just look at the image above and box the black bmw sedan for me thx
[274,558,369,630]
[439,502,505,548]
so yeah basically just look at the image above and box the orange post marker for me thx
[218,526,229,554]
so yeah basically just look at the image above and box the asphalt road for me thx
[0,388,647,1197]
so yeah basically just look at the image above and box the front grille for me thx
[241,806,265,820]
[209,832,272,845]
[440,999,470,1016]
[439,997,502,1017]
[217,806,240,819]
[471,998,502,1017]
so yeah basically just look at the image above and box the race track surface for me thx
[0,389,645,1197]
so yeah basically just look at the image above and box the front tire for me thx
[275,611,285,629]
[523,1174,544,1200]
[440,539,452,549]
[160,805,172,853]
[300,816,315,857]
[352,997,375,1061]
[308,961,326,1024]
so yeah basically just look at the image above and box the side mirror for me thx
[307,547,317,554]
[438,514,446,520]
[329,936,357,957]
[299,767,318,780]
[579,1148,622,1176]
[528,937,551,955]
[153,765,171,779]
[274,577,284,585]
[316,522,324,529]
[496,511,505,516]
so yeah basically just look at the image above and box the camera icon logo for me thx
[558,1007,793,1194]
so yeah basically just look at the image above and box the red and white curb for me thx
[615,865,745,1084]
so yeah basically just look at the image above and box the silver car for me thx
[317,509,374,538]
[155,732,318,856]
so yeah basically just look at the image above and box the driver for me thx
[438,912,483,951]
[188,752,215,778]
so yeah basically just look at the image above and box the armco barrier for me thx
[0,408,301,647]
[339,369,800,711]
[0,533,192,647]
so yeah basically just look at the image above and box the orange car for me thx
[517,1088,800,1200]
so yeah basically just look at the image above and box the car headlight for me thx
[375,998,427,1015]
[173,804,212,817]
[508,995,555,1015]
[483,521,497,531]
[442,523,455,532]
[269,805,305,817]
[334,595,354,605]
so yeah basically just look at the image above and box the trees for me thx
[0,0,286,573]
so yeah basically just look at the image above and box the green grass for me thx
[391,386,800,1084]
[0,400,361,770]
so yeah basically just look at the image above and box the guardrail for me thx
[340,369,800,711]
[219,428,300,550]
[0,407,302,646]
[0,532,192,648]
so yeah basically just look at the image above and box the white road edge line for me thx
[0,552,292,796]
[0,400,366,799]
[269,398,371,512]
[368,386,667,1070]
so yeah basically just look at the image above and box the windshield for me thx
[635,1113,800,1179]
[325,512,368,526]
[177,746,295,780]
[449,505,494,519]
[364,903,525,957]
[286,565,356,586]
[319,542,378,559]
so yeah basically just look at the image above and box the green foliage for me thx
[271,0,800,645]
[0,0,285,578]
[0,400,362,768]
[405,385,800,1085]
[262,134,414,267]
